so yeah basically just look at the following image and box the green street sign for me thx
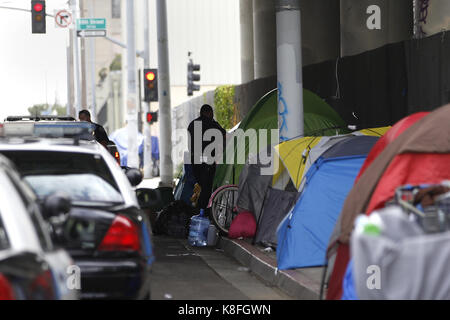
[77,18,106,30]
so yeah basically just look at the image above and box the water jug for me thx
[188,209,209,246]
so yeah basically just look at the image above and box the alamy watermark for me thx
[367,5,381,30]
[66,265,81,290]
[366,265,381,290]
[178,122,280,176]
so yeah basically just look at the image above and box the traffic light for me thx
[187,59,200,96]
[31,1,46,34]
[146,111,158,124]
[144,69,158,102]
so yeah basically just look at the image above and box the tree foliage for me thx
[214,85,237,130]
[109,54,122,71]
[28,103,67,117]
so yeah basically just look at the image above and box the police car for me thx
[0,120,154,299]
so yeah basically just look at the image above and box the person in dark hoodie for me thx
[187,104,226,210]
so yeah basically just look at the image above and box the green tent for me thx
[213,88,348,188]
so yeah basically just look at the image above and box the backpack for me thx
[154,200,198,238]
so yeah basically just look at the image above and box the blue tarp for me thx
[341,259,358,300]
[110,127,159,167]
[174,163,196,206]
[276,156,366,269]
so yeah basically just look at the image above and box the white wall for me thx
[146,0,241,87]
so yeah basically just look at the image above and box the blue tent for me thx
[276,136,379,269]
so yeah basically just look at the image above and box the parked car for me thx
[3,116,121,165]
[0,155,78,300]
[0,130,154,299]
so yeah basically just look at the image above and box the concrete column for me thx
[341,0,413,57]
[253,0,277,79]
[277,0,303,142]
[240,0,254,83]
[299,0,340,66]
[416,0,450,38]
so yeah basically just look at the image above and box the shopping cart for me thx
[394,182,450,234]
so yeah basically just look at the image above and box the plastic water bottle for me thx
[188,209,209,246]
[207,224,218,246]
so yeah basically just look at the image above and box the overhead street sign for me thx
[77,29,107,38]
[55,9,72,28]
[77,18,106,30]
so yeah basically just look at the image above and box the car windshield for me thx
[25,174,123,203]
[0,151,124,204]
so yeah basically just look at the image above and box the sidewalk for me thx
[217,236,325,300]
[139,177,324,300]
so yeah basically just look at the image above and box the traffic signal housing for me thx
[187,60,200,96]
[144,69,158,102]
[31,1,46,34]
[146,111,158,124]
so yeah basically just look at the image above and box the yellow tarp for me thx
[273,136,322,189]
[273,127,391,189]
[358,127,391,137]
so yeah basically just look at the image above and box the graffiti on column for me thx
[278,82,288,142]
[417,0,430,38]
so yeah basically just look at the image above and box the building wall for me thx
[340,0,413,57]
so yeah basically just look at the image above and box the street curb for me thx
[217,237,321,300]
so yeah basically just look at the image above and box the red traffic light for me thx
[33,3,44,12]
[145,71,156,82]
[146,112,158,124]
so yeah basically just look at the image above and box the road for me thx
[149,235,293,300]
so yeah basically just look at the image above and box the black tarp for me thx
[303,31,450,129]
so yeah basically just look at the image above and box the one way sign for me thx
[77,29,107,38]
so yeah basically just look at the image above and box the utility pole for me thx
[276,0,303,142]
[70,0,82,117]
[156,0,173,187]
[143,0,153,179]
[66,41,74,116]
[126,0,139,169]
[88,0,96,119]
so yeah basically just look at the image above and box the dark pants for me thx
[193,163,216,210]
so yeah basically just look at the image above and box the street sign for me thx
[77,29,107,38]
[77,18,106,30]
[55,9,73,28]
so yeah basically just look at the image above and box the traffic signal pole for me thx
[142,0,153,179]
[156,0,173,187]
[70,0,82,117]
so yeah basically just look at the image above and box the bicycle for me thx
[207,184,239,235]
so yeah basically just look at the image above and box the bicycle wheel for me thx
[208,185,239,235]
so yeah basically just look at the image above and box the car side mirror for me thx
[43,192,71,219]
[124,167,143,187]
[136,187,174,211]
